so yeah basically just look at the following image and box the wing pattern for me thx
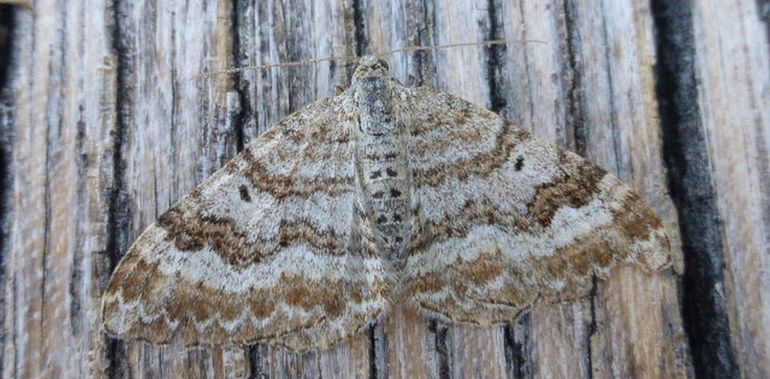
[102,96,393,351]
[400,87,670,323]
[103,62,671,351]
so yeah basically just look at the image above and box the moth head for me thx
[350,56,401,136]
[352,56,391,83]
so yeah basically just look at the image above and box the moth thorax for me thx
[353,76,400,136]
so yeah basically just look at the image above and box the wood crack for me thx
[104,0,133,377]
[650,0,740,377]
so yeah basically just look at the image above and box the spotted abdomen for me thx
[357,136,413,261]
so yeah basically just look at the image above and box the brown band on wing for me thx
[410,232,613,324]
[527,151,608,227]
[412,123,529,187]
[158,209,363,266]
[239,150,355,200]
[530,231,613,293]
[104,251,161,302]
[410,199,534,254]
[610,191,665,242]
[411,251,529,325]
[105,268,390,346]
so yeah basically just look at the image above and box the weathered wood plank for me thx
[691,0,770,377]
[1,1,119,378]
[4,4,48,375]
[573,1,690,378]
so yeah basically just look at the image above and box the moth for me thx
[101,56,671,351]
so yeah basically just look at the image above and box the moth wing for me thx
[101,95,393,351]
[402,87,670,323]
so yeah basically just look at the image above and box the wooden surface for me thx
[0,0,767,378]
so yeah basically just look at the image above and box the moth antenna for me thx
[192,54,359,81]
[375,39,546,59]
[194,40,545,80]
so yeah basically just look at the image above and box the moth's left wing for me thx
[401,87,670,324]
[101,95,392,351]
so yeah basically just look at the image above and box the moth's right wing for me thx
[101,96,393,352]
[401,87,671,324]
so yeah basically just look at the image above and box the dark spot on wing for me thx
[386,167,398,177]
[370,170,382,179]
[373,191,385,199]
[377,215,387,224]
[390,188,402,198]
[239,185,252,202]
[515,156,524,171]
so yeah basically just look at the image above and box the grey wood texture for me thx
[1,0,767,378]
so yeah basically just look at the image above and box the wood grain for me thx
[1,0,767,378]
[691,0,770,377]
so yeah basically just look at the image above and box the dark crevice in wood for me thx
[0,5,14,87]
[484,0,508,116]
[66,4,89,335]
[105,0,133,290]
[428,319,450,378]
[586,275,599,379]
[503,312,532,379]
[247,344,261,379]
[398,0,433,87]
[650,1,741,378]
[759,0,770,58]
[502,325,515,378]
[368,322,378,379]
[168,14,179,175]
[373,319,388,378]
[421,1,434,85]
[352,0,367,57]
[104,0,133,377]
[231,0,249,153]
[561,0,587,157]
[70,110,87,336]
[106,338,128,379]
[0,7,16,376]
